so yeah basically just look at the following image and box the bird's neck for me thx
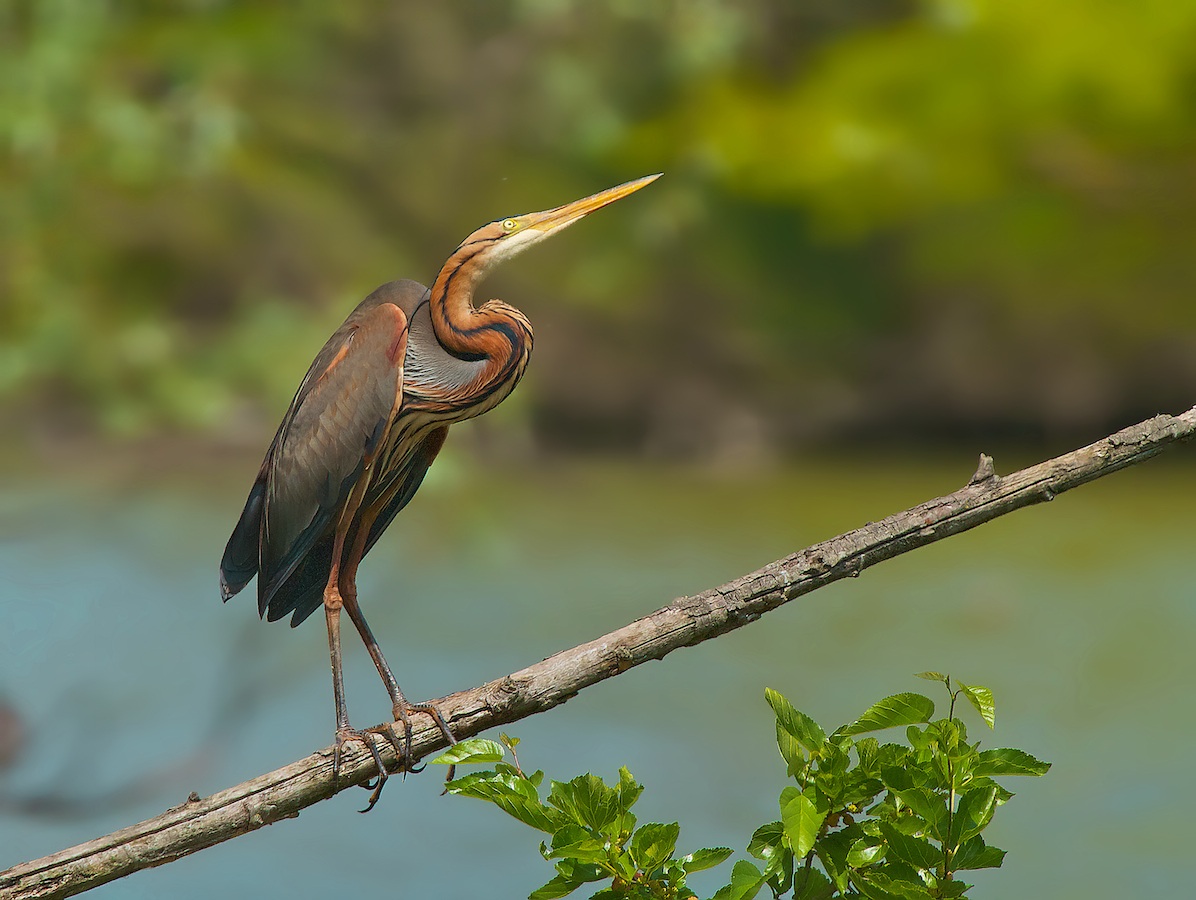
[421,242,534,412]
[428,241,486,342]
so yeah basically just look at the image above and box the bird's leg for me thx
[323,563,354,781]
[323,529,389,807]
[339,527,458,775]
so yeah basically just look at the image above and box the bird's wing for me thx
[260,424,450,628]
[218,456,270,600]
[257,302,408,616]
[219,296,412,601]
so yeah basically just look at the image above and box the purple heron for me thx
[219,174,659,802]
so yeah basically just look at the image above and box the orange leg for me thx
[324,520,388,809]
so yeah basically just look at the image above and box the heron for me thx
[219,174,659,805]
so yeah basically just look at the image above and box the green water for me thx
[1,450,1193,898]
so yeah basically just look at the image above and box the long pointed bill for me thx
[523,173,662,238]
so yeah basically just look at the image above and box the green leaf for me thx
[612,767,642,836]
[724,860,767,900]
[791,866,833,900]
[952,784,999,845]
[840,776,886,810]
[446,770,563,833]
[905,726,932,755]
[926,718,964,753]
[855,736,880,772]
[747,821,784,861]
[750,821,789,881]
[681,846,734,873]
[892,788,949,841]
[545,825,611,864]
[854,865,935,899]
[973,748,1051,777]
[953,834,1007,870]
[837,694,935,737]
[630,822,680,871]
[880,822,940,871]
[776,722,807,777]
[547,824,588,852]
[814,829,856,892]
[957,683,995,729]
[548,774,622,832]
[430,737,505,766]
[781,791,827,858]
[880,765,916,792]
[961,776,1013,804]
[914,672,949,686]
[528,874,584,900]
[766,688,827,752]
[846,837,885,868]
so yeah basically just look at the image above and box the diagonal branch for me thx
[3,406,1194,900]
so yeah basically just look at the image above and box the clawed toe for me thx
[327,701,459,811]
[333,726,392,812]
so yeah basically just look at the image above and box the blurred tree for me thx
[1,0,1192,450]
[630,0,1196,441]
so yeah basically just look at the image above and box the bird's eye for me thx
[502,218,518,232]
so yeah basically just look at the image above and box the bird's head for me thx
[459,173,662,274]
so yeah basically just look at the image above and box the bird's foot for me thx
[332,725,392,813]
[375,699,459,781]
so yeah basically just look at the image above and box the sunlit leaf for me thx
[612,766,643,836]
[837,694,935,737]
[681,846,734,873]
[747,821,784,861]
[914,672,949,686]
[629,822,680,871]
[545,825,610,863]
[766,688,827,752]
[776,722,806,777]
[952,784,999,844]
[724,860,767,900]
[846,837,885,868]
[957,683,995,729]
[973,748,1051,777]
[430,738,505,766]
[781,791,827,858]
[446,770,563,833]
[548,774,620,832]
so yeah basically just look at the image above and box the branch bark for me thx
[3,406,1194,899]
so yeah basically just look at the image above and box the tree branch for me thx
[3,407,1194,899]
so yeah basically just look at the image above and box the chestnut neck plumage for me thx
[421,234,534,414]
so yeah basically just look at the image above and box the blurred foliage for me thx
[2,0,1194,449]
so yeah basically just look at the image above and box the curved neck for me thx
[421,240,534,412]
[428,240,489,350]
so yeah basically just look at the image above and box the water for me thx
[1,446,1193,898]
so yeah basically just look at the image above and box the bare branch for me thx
[3,406,1193,899]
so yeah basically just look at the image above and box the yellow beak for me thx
[523,173,662,236]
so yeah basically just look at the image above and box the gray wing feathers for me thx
[258,303,407,603]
